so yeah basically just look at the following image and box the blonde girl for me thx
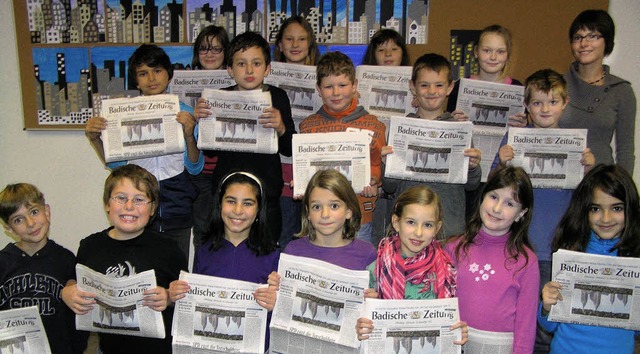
[274,16,320,65]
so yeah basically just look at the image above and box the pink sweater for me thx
[445,229,539,353]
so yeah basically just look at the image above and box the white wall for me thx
[1,1,639,251]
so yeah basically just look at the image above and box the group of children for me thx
[1,8,637,354]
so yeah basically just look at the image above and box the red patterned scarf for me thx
[375,234,456,299]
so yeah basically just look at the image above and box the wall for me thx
[1,1,639,251]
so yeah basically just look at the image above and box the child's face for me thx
[588,188,625,240]
[475,33,508,77]
[105,178,155,240]
[198,36,225,70]
[221,183,259,241]
[410,68,454,117]
[278,23,310,65]
[5,203,50,248]
[375,40,403,66]
[307,187,353,240]
[135,64,169,95]
[479,187,527,236]
[317,74,357,113]
[227,46,271,91]
[527,89,567,129]
[571,28,606,65]
[392,203,442,257]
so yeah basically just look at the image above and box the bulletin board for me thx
[13,0,607,130]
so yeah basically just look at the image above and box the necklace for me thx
[588,73,605,85]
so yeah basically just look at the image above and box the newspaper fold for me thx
[0,306,51,354]
[548,249,640,330]
[100,94,185,163]
[385,117,473,184]
[292,132,372,196]
[269,254,369,353]
[463,326,513,354]
[169,70,234,107]
[75,264,165,338]
[360,298,461,354]
[171,271,268,354]
[198,89,278,154]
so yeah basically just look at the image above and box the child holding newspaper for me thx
[538,164,640,353]
[355,185,468,346]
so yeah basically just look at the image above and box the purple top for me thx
[284,237,376,270]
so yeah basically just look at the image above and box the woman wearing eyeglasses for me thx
[560,9,636,175]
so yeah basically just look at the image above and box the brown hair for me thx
[0,183,46,223]
[103,165,159,216]
[315,51,356,87]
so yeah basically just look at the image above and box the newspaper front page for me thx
[356,65,413,133]
[455,78,525,182]
[198,89,278,154]
[269,254,369,353]
[169,70,234,107]
[506,128,587,189]
[100,94,185,163]
[75,264,165,338]
[292,132,371,196]
[0,306,51,354]
[463,326,513,354]
[385,117,473,184]
[547,249,640,330]
[360,298,461,354]
[172,271,268,354]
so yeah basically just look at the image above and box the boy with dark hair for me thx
[300,51,386,244]
[85,44,203,259]
[0,183,86,354]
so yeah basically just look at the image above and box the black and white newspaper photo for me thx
[269,254,369,353]
[100,94,185,163]
[360,298,461,354]
[292,131,371,196]
[355,65,413,133]
[455,78,525,182]
[198,89,277,153]
[464,326,513,354]
[0,306,51,354]
[385,117,472,184]
[506,128,587,189]
[169,70,234,107]
[75,264,165,338]
[171,271,268,354]
[548,249,640,331]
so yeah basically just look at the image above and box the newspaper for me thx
[385,117,473,184]
[355,65,414,133]
[359,298,461,354]
[269,254,369,353]
[75,264,165,338]
[0,306,51,354]
[172,271,268,354]
[100,94,185,163]
[169,70,234,107]
[455,78,525,182]
[547,249,640,331]
[292,132,371,196]
[506,128,587,189]
[198,89,278,154]
[463,326,513,354]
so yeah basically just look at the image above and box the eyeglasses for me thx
[571,33,603,43]
[110,195,152,207]
[198,47,224,55]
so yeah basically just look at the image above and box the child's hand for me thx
[498,144,514,165]
[143,286,170,311]
[176,111,197,138]
[267,271,281,290]
[451,110,469,122]
[356,317,374,340]
[381,145,393,164]
[360,180,379,198]
[85,116,107,142]
[508,113,528,127]
[363,288,378,299]
[259,107,285,136]
[193,98,212,121]
[464,148,481,169]
[254,286,277,311]
[451,321,469,345]
[581,148,596,174]
[541,281,563,314]
[61,280,97,315]
[169,280,190,303]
